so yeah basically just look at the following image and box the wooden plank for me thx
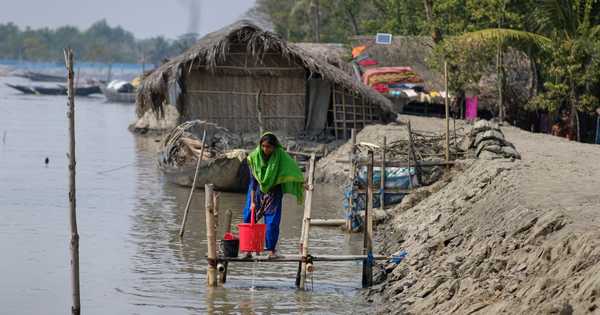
[311,219,346,226]
[217,254,389,262]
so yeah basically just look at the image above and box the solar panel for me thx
[375,33,393,45]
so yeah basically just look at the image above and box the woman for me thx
[243,132,304,258]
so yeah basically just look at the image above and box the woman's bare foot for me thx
[267,250,280,259]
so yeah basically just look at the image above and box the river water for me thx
[0,76,372,314]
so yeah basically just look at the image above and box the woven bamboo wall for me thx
[182,51,306,134]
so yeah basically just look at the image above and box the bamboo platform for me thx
[201,153,381,289]
[216,254,388,263]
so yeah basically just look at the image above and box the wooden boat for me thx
[73,85,101,96]
[32,85,67,95]
[15,71,65,82]
[100,85,136,103]
[158,121,249,192]
[5,83,36,94]
[7,83,100,96]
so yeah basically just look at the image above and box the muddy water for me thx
[0,76,371,314]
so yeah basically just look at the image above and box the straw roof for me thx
[137,20,393,117]
[292,42,351,70]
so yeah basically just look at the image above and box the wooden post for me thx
[64,48,81,315]
[256,90,264,135]
[342,91,348,139]
[444,61,450,163]
[345,128,357,231]
[297,154,316,289]
[407,127,413,190]
[362,150,374,288]
[179,130,207,238]
[205,184,217,287]
[407,121,422,185]
[219,209,232,284]
[332,86,338,140]
[380,136,386,209]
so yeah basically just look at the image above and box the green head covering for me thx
[247,132,304,204]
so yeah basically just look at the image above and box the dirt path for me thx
[368,116,600,314]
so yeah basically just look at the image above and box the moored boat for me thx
[158,120,249,192]
[15,71,65,82]
[100,85,136,103]
[5,83,36,94]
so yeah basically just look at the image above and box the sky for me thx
[0,0,256,39]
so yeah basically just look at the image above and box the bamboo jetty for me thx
[201,154,388,289]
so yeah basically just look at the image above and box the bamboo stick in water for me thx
[179,130,207,238]
[64,48,81,315]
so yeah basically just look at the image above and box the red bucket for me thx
[237,207,266,253]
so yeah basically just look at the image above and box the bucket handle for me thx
[250,204,256,225]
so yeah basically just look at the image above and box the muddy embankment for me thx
[314,116,600,314]
[359,118,600,315]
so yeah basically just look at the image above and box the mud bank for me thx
[367,123,600,314]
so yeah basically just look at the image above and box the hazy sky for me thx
[0,0,256,39]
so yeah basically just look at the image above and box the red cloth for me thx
[362,66,414,85]
[372,83,389,93]
[358,59,378,67]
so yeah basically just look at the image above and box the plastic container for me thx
[221,239,240,258]
[237,207,266,253]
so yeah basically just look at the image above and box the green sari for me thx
[247,134,304,204]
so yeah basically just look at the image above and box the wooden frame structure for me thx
[203,154,388,289]
[331,85,382,140]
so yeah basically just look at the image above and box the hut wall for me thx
[330,84,381,139]
[182,51,306,134]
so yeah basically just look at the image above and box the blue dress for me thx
[242,168,283,251]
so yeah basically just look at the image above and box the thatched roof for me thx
[137,20,393,117]
[351,36,444,91]
[292,42,350,70]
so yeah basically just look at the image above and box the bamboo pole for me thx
[256,90,264,135]
[362,150,374,288]
[179,130,207,238]
[310,219,346,226]
[298,154,316,290]
[342,91,348,138]
[64,48,80,315]
[205,184,217,287]
[332,86,338,140]
[219,210,232,284]
[220,254,389,262]
[346,128,357,231]
[380,136,386,209]
[444,61,450,163]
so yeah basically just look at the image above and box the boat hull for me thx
[160,150,249,192]
[100,85,136,103]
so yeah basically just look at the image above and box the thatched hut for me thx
[136,20,393,140]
